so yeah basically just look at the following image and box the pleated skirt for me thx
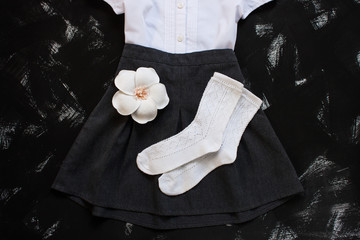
[51,44,304,229]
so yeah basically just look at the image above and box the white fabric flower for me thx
[112,67,170,124]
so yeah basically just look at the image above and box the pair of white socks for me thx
[136,72,262,196]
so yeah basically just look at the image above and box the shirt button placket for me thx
[175,0,186,53]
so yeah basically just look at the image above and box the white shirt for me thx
[103,0,273,53]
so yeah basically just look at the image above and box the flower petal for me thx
[131,99,158,124]
[114,70,136,95]
[112,91,140,115]
[135,67,160,88]
[148,83,170,109]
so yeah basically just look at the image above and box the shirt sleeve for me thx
[103,0,124,15]
[236,0,273,20]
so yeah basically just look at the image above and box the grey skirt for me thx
[51,44,304,229]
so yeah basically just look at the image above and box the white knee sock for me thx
[136,72,244,175]
[158,88,262,196]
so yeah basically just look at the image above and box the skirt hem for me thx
[51,181,303,229]
[52,186,300,229]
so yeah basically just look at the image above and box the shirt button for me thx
[177,2,184,9]
[177,35,184,42]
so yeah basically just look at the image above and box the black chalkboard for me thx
[1,0,359,239]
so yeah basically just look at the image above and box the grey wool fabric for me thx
[51,44,304,229]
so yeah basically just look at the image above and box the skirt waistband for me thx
[121,44,239,66]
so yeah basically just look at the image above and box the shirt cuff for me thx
[240,0,274,19]
[103,0,124,15]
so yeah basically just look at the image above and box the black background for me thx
[1,0,360,239]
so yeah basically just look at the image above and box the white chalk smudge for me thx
[311,9,337,30]
[311,0,323,13]
[293,45,309,87]
[295,78,307,86]
[41,1,56,16]
[89,16,101,29]
[296,190,322,223]
[234,229,244,240]
[0,120,18,150]
[311,14,328,30]
[20,69,30,88]
[0,187,22,204]
[299,154,335,181]
[45,54,63,68]
[357,51,360,68]
[29,216,41,231]
[327,203,351,240]
[261,93,271,110]
[293,45,300,75]
[351,115,360,144]
[328,177,350,193]
[87,16,105,50]
[153,234,167,240]
[124,223,133,236]
[42,221,60,239]
[296,0,322,13]
[267,34,286,70]
[49,41,62,55]
[255,23,273,37]
[57,103,85,128]
[50,78,85,128]
[18,68,47,119]
[59,80,79,102]
[268,222,298,240]
[64,20,78,41]
[337,167,349,173]
[23,124,46,137]
[36,153,54,173]
[316,92,330,129]
[89,39,105,50]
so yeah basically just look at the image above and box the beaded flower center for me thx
[134,87,148,100]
